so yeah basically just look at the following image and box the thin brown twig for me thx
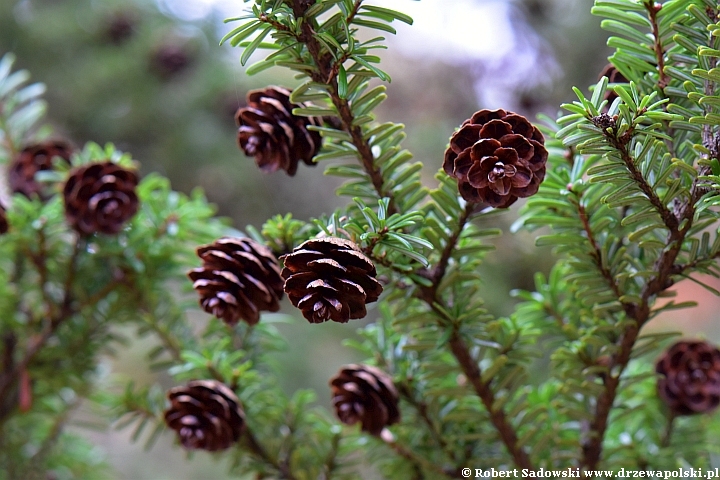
[447,332,533,471]
[580,322,640,469]
[290,0,397,215]
[544,302,567,329]
[660,410,676,448]
[0,255,25,427]
[576,201,622,300]
[382,432,457,479]
[396,383,457,465]
[77,278,126,312]
[244,427,298,480]
[646,2,669,89]
[27,225,53,321]
[142,311,184,364]
[345,0,363,25]
[0,237,82,419]
[60,237,82,320]
[612,137,679,234]
[643,1,678,159]
[259,13,292,33]
[319,430,341,480]
[431,204,474,285]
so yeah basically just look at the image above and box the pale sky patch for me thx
[159,0,512,63]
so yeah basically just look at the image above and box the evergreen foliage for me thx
[1,0,720,478]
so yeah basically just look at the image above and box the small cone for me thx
[281,237,382,323]
[656,340,720,415]
[235,86,323,176]
[150,44,192,79]
[62,162,139,235]
[188,237,284,326]
[104,12,136,45]
[164,380,245,451]
[10,140,73,198]
[329,364,400,436]
[443,109,547,208]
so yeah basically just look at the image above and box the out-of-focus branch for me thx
[244,427,298,480]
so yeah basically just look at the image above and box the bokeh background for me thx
[0,0,718,478]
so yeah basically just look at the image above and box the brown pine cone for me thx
[150,44,193,79]
[281,237,382,323]
[599,63,628,104]
[10,140,74,198]
[329,364,400,435]
[62,162,139,235]
[656,340,720,415]
[235,86,323,176]
[0,204,8,235]
[164,380,245,451]
[104,12,136,45]
[188,237,284,326]
[443,109,547,208]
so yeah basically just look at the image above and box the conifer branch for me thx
[290,0,398,214]
[140,308,184,364]
[609,135,678,234]
[581,133,710,469]
[0,238,82,420]
[447,332,533,470]
[412,202,533,470]
[579,21,720,459]
[430,204,475,285]
[320,430,341,480]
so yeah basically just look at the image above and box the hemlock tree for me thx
[1,0,720,479]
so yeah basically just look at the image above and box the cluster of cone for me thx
[177,75,720,453]
[188,236,383,326]
[179,85,398,447]
[164,363,399,452]
[171,85,553,452]
[101,11,194,80]
[222,87,554,328]
[224,87,382,323]
[1,140,139,237]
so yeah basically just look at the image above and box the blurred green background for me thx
[1,0,718,478]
